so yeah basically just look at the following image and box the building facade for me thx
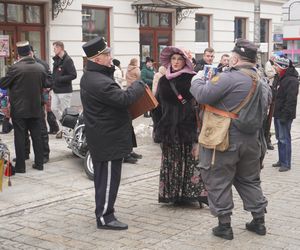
[282,0,300,64]
[0,0,286,89]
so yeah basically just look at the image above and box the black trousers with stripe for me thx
[93,159,122,225]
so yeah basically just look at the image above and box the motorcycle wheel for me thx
[84,151,94,180]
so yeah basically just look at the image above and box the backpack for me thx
[233,70,269,134]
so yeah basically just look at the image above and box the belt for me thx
[205,105,238,119]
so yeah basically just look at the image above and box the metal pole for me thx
[254,0,262,70]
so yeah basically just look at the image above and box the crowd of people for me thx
[0,36,299,240]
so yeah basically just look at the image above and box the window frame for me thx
[195,14,210,43]
[0,1,44,26]
[260,18,270,43]
[81,5,110,45]
[140,11,171,28]
[234,17,247,41]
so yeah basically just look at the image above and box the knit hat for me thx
[273,56,290,69]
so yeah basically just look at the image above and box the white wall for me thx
[46,0,285,89]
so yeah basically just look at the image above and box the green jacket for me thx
[141,66,155,87]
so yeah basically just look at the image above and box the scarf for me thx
[165,65,196,80]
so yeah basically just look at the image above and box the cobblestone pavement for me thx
[1,105,300,249]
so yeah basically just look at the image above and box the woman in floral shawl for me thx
[152,46,208,206]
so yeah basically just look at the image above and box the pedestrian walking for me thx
[80,36,145,230]
[272,56,299,172]
[190,39,270,240]
[0,41,46,173]
[152,46,208,207]
[51,41,77,138]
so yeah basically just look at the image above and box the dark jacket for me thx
[152,73,198,144]
[0,56,45,119]
[52,51,77,93]
[80,60,145,162]
[141,65,155,87]
[35,57,53,89]
[273,67,299,121]
[194,58,208,73]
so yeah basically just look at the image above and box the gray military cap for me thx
[232,38,258,62]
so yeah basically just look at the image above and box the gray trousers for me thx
[199,134,268,221]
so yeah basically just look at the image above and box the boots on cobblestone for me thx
[212,222,233,240]
[97,218,128,230]
[246,217,266,235]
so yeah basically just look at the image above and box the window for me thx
[260,19,269,43]
[234,17,247,40]
[140,12,171,28]
[0,3,43,24]
[0,3,4,22]
[195,15,209,42]
[25,5,41,24]
[195,15,210,60]
[82,7,109,43]
[7,4,24,23]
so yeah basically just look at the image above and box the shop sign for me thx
[0,35,9,57]
[273,34,283,43]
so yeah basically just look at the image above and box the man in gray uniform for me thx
[190,39,269,240]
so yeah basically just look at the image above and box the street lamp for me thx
[254,0,262,70]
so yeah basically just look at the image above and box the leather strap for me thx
[169,80,187,104]
[205,69,258,119]
[205,105,238,119]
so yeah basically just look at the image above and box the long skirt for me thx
[159,143,207,203]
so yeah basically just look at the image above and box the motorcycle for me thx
[61,107,94,180]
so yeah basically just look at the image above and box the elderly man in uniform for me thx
[190,39,269,240]
[80,37,145,230]
[0,41,46,173]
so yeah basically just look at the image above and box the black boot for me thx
[212,222,233,240]
[246,217,266,235]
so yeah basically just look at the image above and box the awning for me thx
[132,0,202,25]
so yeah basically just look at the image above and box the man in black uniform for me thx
[0,41,46,173]
[80,37,145,230]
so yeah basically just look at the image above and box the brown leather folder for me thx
[129,85,158,119]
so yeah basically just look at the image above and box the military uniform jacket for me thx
[190,66,271,136]
[80,61,145,162]
[0,56,46,119]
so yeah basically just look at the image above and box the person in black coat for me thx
[272,56,299,172]
[51,41,77,138]
[194,47,215,73]
[80,37,145,230]
[0,41,46,173]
